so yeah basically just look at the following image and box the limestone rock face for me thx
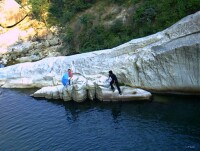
[0,11,200,97]
[0,0,28,27]
[134,32,200,93]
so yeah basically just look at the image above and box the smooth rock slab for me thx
[32,85,152,102]
[96,86,152,102]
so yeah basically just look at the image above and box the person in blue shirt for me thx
[108,70,122,95]
[0,61,4,68]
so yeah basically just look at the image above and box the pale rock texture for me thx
[96,86,152,102]
[33,84,152,102]
[0,0,28,27]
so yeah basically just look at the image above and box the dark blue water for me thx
[0,88,200,151]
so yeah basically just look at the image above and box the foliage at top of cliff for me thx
[17,0,200,54]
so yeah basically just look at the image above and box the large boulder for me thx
[0,11,200,97]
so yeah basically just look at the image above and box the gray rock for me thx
[48,37,61,46]
[16,55,41,63]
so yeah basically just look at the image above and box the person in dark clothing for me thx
[108,70,122,95]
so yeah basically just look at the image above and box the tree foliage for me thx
[19,0,200,54]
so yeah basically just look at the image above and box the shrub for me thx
[79,13,95,27]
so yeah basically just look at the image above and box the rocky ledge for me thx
[32,75,151,102]
[32,85,151,102]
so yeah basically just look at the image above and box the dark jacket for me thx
[109,73,118,83]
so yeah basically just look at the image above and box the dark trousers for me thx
[110,81,121,93]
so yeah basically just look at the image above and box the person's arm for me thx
[107,74,110,81]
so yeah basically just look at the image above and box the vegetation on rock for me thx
[17,0,200,54]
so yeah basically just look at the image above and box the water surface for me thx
[0,88,200,151]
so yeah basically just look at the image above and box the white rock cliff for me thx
[0,11,200,101]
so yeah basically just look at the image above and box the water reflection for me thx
[111,103,122,122]
[31,93,200,129]
[1,88,200,151]
[5,88,200,127]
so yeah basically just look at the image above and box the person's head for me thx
[109,70,113,75]
[68,69,71,72]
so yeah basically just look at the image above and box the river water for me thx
[0,88,200,151]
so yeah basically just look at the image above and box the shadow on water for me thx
[35,93,200,149]
[152,93,200,103]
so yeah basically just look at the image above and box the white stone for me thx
[33,85,151,102]
[96,86,152,101]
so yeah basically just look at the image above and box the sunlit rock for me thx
[0,1,62,65]
[96,86,152,101]
[32,85,152,102]
[0,0,29,27]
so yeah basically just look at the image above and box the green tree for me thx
[29,0,50,25]
[23,0,200,54]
